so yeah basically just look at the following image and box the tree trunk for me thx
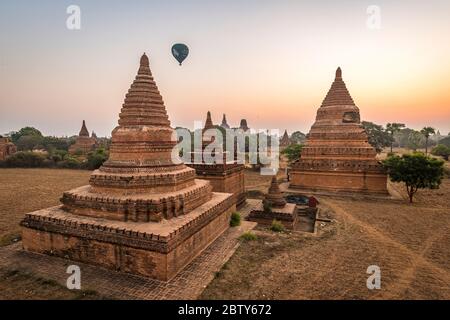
[425,137,428,155]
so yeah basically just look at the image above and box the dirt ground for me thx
[202,177,450,300]
[0,169,90,246]
[1,168,449,299]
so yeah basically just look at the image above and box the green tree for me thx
[10,127,43,143]
[281,144,303,163]
[386,123,405,152]
[420,127,436,155]
[407,130,425,151]
[383,153,444,203]
[16,135,43,151]
[362,121,392,153]
[438,136,450,148]
[431,144,450,161]
[86,148,109,170]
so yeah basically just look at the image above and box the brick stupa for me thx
[220,114,230,129]
[290,67,387,194]
[69,120,97,154]
[248,176,297,229]
[186,111,246,207]
[21,54,236,281]
[280,130,290,148]
[0,137,16,160]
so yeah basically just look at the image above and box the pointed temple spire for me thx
[118,53,170,127]
[221,114,230,129]
[204,111,214,129]
[264,176,286,208]
[280,129,290,146]
[79,120,89,137]
[321,67,355,107]
[335,67,342,80]
[97,53,185,171]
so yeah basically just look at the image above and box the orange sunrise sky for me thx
[1,0,449,137]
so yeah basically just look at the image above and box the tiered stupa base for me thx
[21,192,235,281]
[290,170,388,195]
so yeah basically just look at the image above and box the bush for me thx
[281,144,303,163]
[240,231,258,241]
[230,212,241,227]
[57,156,82,169]
[270,219,285,232]
[4,151,45,167]
[86,148,109,170]
[431,144,450,161]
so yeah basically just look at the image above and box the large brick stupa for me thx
[289,68,387,194]
[21,54,236,281]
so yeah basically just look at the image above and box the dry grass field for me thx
[0,169,90,246]
[0,167,449,299]
[202,178,450,299]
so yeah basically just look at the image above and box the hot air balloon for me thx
[171,43,189,66]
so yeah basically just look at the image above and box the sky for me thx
[0,0,449,137]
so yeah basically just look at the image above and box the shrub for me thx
[57,156,82,169]
[4,151,45,167]
[263,201,272,213]
[431,144,450,161]
[281,143,303,163]
[270,219,285,232]
[86,148,109,170]
[230,212,241,227]
[240,231,258,241]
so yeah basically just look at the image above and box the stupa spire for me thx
[221,114,230,129]
[321,67,354,107]
[335,67,342,80]
[118,53,169,127]
[99,53,185,172]
[204,111,214,129]
[79,120,89,137]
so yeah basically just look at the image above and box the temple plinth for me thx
[21,54,236,281]
[289,67,388,194]
[248,177,297,229]
[69,120,97,154]
[186,111,246,207]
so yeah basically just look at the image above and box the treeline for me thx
[0,148,109,170]
[1,126,110,169]
[362,122,450,159]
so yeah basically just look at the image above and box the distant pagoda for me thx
[21,54,236,281]
[239,119,249,131]
[220,114,230,129]
[289,67,387,194]
[280,130,290,148]
[69,120,97,154]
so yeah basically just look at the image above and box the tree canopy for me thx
[382,153,444,203]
